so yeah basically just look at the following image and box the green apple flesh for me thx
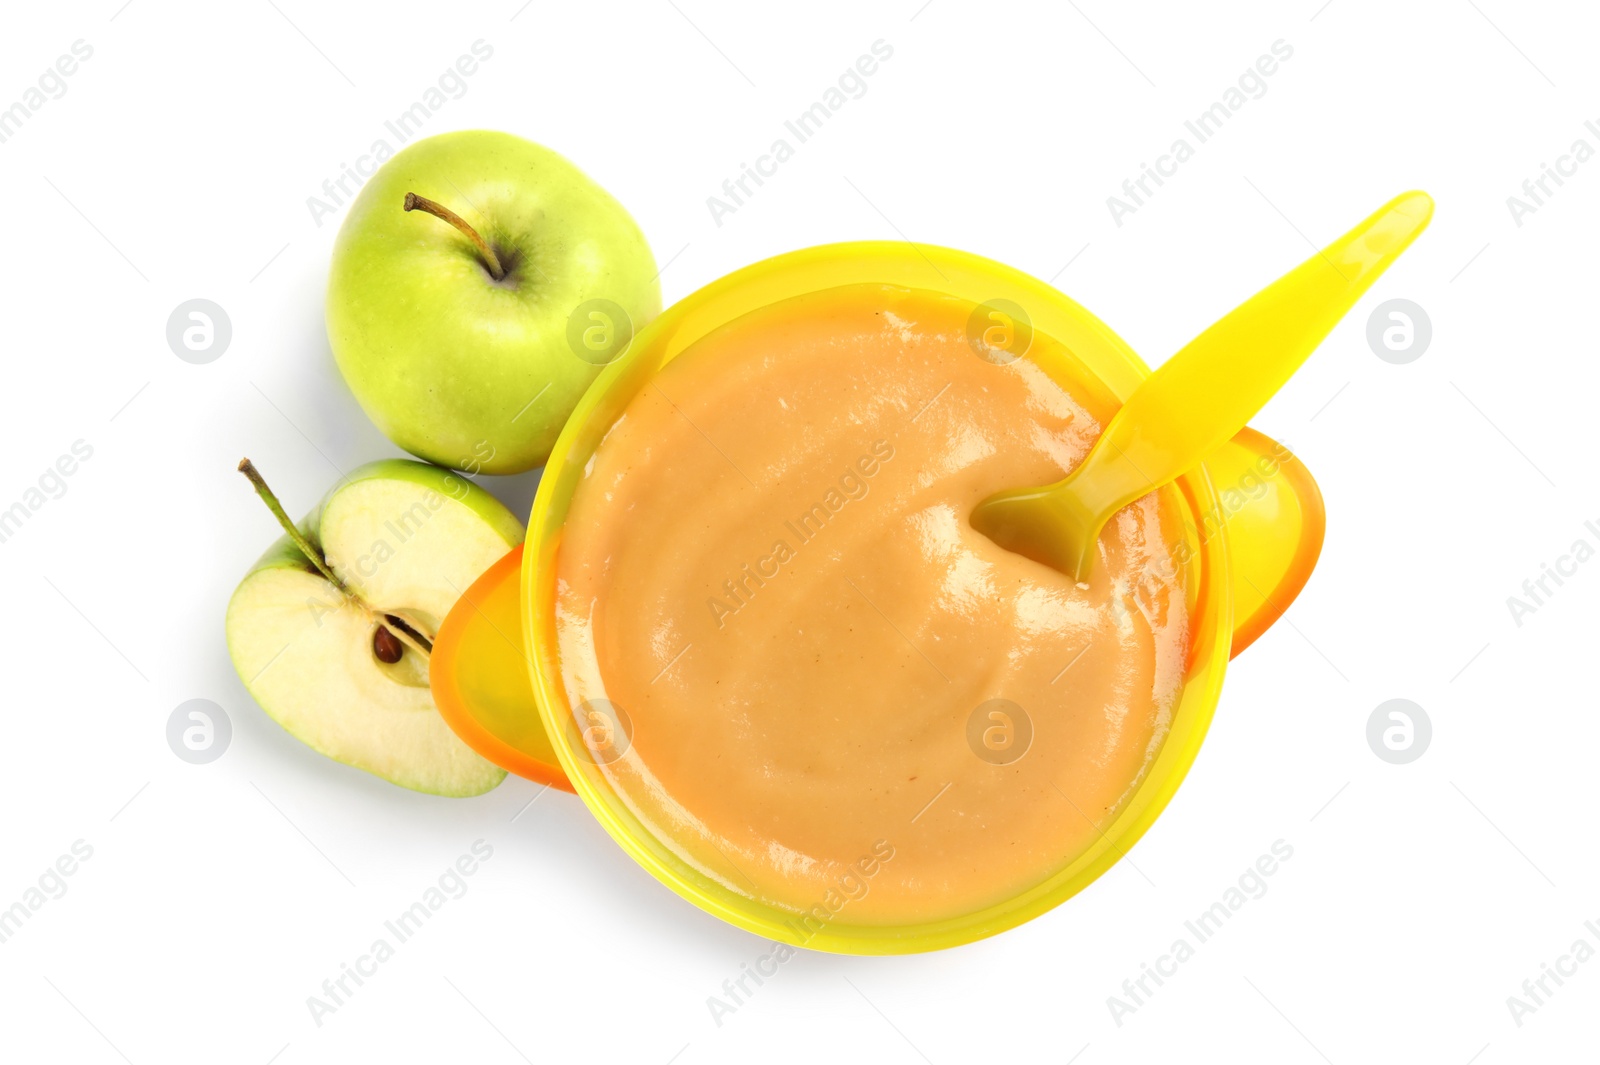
[326,130,661,474]
[226,460,523,796]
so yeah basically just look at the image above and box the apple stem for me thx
[237,458,353,598]
[402,192,505,280]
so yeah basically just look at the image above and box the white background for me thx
[0,1,1593,1061]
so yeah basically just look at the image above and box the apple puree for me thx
[555,285,1190,926]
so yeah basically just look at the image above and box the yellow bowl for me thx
[517,241,1255,954]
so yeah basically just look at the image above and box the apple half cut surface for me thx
[226,459,523,796]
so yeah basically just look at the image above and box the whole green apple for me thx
[226,458,523,796]
[327,131,660,475]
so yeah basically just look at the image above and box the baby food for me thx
[554,284,1190,926]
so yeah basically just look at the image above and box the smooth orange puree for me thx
[555,285,1191,927]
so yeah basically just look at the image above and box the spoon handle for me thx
[1066,190,1434,522]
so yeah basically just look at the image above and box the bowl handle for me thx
[1203,427,1327,659]
[431,543,573,790]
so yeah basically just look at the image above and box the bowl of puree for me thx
[468,238,1334,954]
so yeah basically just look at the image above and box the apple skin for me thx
[239,460,524,579]
[226,459,524,797]
[327,130,660,475]
[298,458,527,556]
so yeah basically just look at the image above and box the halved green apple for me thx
[226,459,523,796]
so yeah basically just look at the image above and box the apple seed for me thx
[372,625,404,664]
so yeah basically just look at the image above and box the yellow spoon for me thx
[970,190,1434,581]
